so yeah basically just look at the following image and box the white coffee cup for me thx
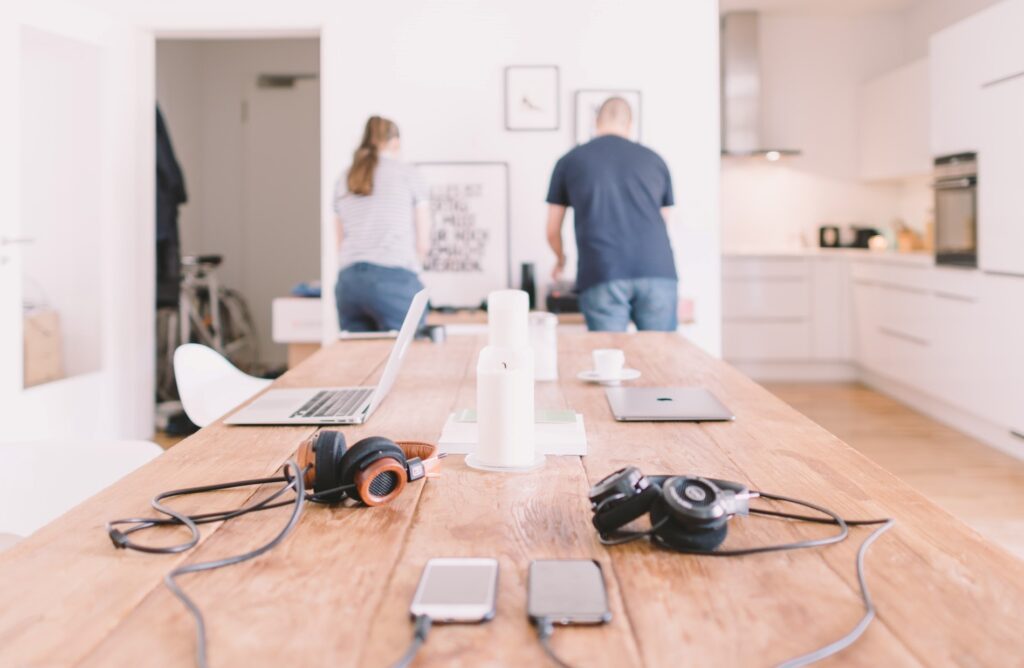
[592,348,625,379]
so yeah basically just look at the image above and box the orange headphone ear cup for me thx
[339,436,407,506]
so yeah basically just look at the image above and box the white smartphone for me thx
[409,557,499,623]
[528,559,611,625]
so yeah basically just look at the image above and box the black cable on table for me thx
[390,614,433,668]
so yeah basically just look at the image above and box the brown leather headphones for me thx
[297,430,441,506]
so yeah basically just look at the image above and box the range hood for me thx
[720,12,801,160]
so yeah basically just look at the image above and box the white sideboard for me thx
[723,251,1024,459]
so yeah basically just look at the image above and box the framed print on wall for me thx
[416,162,510,309]
[504,65,560,131]
[574,89,642,144]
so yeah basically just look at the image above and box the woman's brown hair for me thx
[347,116,400,196]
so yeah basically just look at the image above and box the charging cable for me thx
[390,614,433,668]
[535,618,576,668]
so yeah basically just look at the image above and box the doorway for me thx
[155,37,321,429]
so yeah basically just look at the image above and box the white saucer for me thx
[576,368,641,385]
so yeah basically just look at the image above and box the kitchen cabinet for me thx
[860,59,931,181]
[722,257,810,360]
[980,275,1024,436]
[930,17,985,156]
[978,72,1024,276]
[930,0,1024,157]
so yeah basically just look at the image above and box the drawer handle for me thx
[933,291,976,303]
[877,282,929,295]
[878,326,929,347]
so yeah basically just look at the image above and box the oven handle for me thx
[933,178,976,189]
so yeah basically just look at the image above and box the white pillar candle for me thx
[475,346,536,468]
[487,290,529,349]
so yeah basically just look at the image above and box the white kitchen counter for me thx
[724,247,935,266]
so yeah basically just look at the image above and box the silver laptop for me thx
[225,289,428,425]
[605,387,735,422]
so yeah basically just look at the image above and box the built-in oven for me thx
[933,152,977,267]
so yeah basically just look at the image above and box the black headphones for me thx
[297,431,442,506]
[590,467,896,667]
[589,466,753,551]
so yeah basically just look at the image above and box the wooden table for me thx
[2,333,1023,667]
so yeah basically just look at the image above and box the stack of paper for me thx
[438,409,587,456]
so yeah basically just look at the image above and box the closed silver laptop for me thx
[605,387,735,422]
[225,290,428,425]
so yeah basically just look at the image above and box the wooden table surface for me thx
[2,333,1023,667]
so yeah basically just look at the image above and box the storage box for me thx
[23,309,63,388]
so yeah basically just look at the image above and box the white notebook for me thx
[437,411,588,456]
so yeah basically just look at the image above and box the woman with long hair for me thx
[333,116,431,331]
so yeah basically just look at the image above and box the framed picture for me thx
[574,89,642,144]
[416,162,510,308]
[504,65,560,131]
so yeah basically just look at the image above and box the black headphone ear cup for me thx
[650,497,728,553]
[313,431,347,502]
[592,483,662,535]
[339,436,406,504]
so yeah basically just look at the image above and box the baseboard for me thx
[731,360,859,383]
[860,369,1024,463]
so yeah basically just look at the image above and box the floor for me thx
[766,382,1024,560]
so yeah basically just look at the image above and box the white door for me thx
[0,3,154,442]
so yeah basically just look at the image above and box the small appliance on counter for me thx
[819,225,840,248]
[933,152,977,267]
[850,226,881,249]
[545,280,579,314]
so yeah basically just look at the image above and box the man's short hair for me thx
[597,96,633,126]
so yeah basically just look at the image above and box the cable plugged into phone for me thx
[390,614,432,668]
[534,617,575,668]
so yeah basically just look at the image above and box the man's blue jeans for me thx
[335,262,425,332]
[578,278,678,332]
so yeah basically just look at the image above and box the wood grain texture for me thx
[1,333,1022,668]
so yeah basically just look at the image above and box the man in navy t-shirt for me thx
[545,97,678,331]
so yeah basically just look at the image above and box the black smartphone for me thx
[527,559,611,625]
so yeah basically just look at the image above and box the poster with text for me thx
[417,162,510,308]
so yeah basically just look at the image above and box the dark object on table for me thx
[290,281,322,298]
[417,324,447,343]
[521,263,536,309]
[819,225,840,248]
[165,409,199,436]
[851,227,880,249]
[546,280,579,314]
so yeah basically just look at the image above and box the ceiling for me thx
[719,0,916,16]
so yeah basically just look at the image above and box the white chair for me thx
[0,439,163,544]
[173,343,271,427]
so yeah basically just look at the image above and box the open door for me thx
[0,2,154,442]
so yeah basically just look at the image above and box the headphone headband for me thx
[395,440,442,480]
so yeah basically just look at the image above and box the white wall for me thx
[156,38,320,368]
[721,14,907,251]
[901,0,1003,61]
[321,0,722,353]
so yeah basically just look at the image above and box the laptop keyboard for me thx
[290,388,373,419]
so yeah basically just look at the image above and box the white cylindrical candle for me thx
[530,312,559,381]
[487,290,529,349]
[475,346,535,468]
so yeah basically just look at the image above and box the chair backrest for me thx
[0,439,162,538]
[173,344,271,427]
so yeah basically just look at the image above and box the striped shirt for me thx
[334,156,429,273]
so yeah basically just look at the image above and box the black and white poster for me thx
[417,162,510,308]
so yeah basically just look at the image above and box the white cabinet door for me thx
[980,275,1024,436]
[978,73,1024,276]
[0,4,154,441]
[930,20,984,156]
[860,59,931,181]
